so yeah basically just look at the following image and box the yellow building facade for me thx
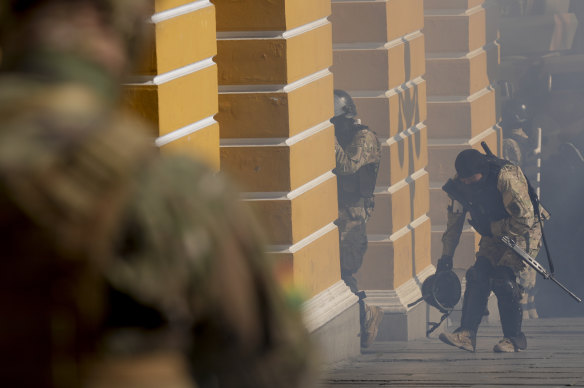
[126,0,500,363]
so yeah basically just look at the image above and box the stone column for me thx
[424,0,501,319]
[332,0,432,341]
[213,0,359,362]
[125,1,221,170]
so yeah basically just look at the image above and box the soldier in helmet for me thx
[501,97,540,320]
[437,148,544,353]
[0,1,315,387]
[332,89,383,348]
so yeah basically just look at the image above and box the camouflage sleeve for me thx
[335,129,380,175]
[503,138,522,166]
[441,196,466,257]
[108,156,315,387]
[490,164,534,238]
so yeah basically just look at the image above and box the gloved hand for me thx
[436,255,453,272]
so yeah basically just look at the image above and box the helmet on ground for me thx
[333,89,357,119]
[421,270,461,314]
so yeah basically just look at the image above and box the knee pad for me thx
[465,256,492,289]
[492,266,522,302]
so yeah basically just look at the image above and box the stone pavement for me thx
[319,317,584,387]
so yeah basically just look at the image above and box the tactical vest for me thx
[336,124,380,205]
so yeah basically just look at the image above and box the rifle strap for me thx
[535,201,555,274]
[427,310,452,337]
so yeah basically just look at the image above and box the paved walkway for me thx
[319,317,584,387]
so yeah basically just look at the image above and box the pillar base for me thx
[363,265,435,341]
[303,280,361,364]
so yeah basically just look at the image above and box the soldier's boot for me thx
[527,294,539,319]
[361,305,383,348]
[493,336,525,353]
[492,267,527,353]
[440,257,492,352]
[439,329,476,352]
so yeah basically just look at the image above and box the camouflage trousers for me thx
[478,222,542,318]
[336,205,368,294]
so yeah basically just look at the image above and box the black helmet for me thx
[455,149,488,179]
[502,98,529,131]
[421,271,461,314]
[333,89,357,119]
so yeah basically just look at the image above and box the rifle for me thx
[500,236,582,303]
[480,141,557,273]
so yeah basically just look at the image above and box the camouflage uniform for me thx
[502,129,539,318]
[334,121,381,294]
[0,2,315,387]
[440,155,543,352]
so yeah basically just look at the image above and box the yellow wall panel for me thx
[218,73,333,139]
[333,33,425,91]
[247,176,338,246]
[353,81,426,140]
[249,199,293,246]
[392,232,414,288]
[410,125,428,173]
[378,138,410,187]
[412,171,430,221]
[424,0,484,9]
[413,216,432,274]
[367,183,411,235]
[368,170,428,236]
[154,5,217,74]
[426,49,489,97]
[136,24,158,76]
[425,8,487,53]
[220,145,291,192]
[387,0,424,42]
[154,0,195,13]
[213,0,286,31]
[125,66,218,137]
[287,23,332,83]
[332,0,423,44]
[401,33,426,87]
[217,39,287,85]
[291,176,338,243]
[270,226,341,298]
[285,0,330,30]
[123,85,160,131]
[290,125,336,190]
[218,92,290,138]
[213,0,330,31]
[427,88,496,139]
[159,122,220,170]
[221,127,334,192]
[356,231,413,290]
[158,66,218,135]
[332,2,389,43]
[287,73,334,137]
[333,48,390,91]
[217,23,331,85]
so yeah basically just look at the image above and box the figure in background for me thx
[331,89,383,348]
[437,149,544,353]
[501,98,539,319]
[0,1,315,387]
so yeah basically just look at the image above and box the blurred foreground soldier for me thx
[331,89,383,348]
[437,148,544,353]
[0,1,315,387]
